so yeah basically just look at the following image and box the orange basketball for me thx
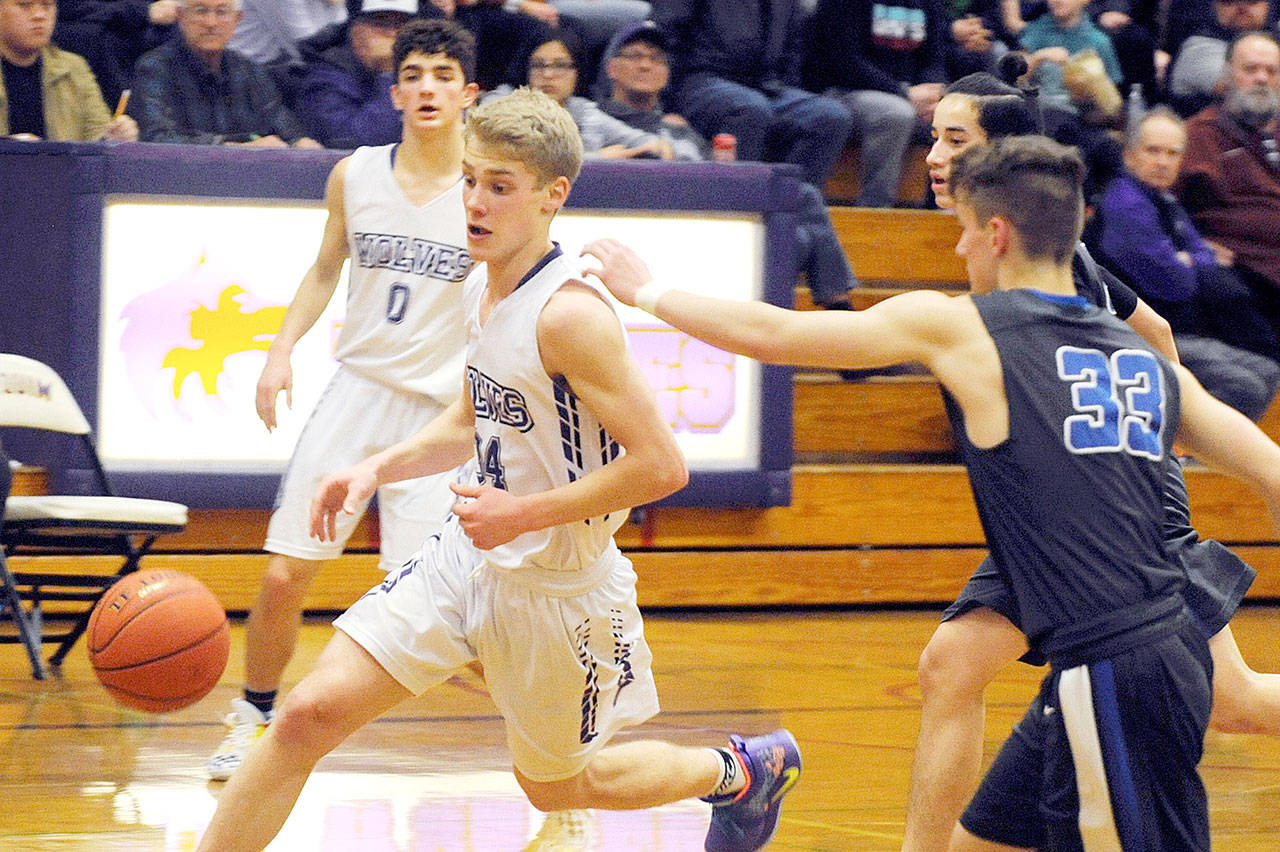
[87,570,230,713]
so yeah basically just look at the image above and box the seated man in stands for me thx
[1169,0,1275,116]
[295,0,411,148]
[131,0,320,146]
[803,0,948,208]
[651,0,853,190]
[1179,32,1280,309]
[600,19,859,310]
[1,0,137,140]
[1095,106,1280,418]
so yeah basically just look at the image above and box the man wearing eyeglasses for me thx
[1179,32,1280,300]
[131,0,321,146]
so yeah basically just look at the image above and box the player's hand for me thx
[310,464,377,541]
[580,238,653,307]
[449,482,528,550]
[255,356,292,431]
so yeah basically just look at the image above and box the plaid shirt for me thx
[132,36,308,144]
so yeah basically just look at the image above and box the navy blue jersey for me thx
[944,289,1186,649]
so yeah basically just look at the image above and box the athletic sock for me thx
[700,747,748,804]
[243,688,276,717]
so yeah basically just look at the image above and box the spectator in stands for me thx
[295,0,410,148]
[132,0,320,146]
[1165,0,1278,65]
[1082,0,1160,101]
[1179,32,1280,302]
[510,29,671,158]
[1169,0,1275,116]
[1002,0,1123,114]
[419,0,551,91]
[545,0,647,94]
[597,19,699,158]
[1094,106,1280,418]
[53,0,177,104]
[651,0,853,189]
[1,0,138,140]
[804,0,948,208]
[599,19,859,309]
[229,0,345,66]
[943,0,1016,79]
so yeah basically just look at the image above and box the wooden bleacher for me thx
[7,209,1279,613]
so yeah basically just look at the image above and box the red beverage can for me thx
[711,133,737,162]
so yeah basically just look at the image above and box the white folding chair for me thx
[0,354,188,676]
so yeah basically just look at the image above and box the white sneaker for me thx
[524,810,594,851]
[205,698,272,781]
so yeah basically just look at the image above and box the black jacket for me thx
[132,36,309,144]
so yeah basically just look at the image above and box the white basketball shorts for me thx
[265,367,458,572]
[334,522,660,781]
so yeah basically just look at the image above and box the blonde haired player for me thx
[194,87,802,852]
[206,18,480,781]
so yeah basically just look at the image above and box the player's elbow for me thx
[654,452,689,499]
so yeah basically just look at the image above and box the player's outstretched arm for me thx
[583,237,963,373]
[451,284,688,550]
[256,158,352,430]
[1175,364,1280,532]
[309,391,476,542]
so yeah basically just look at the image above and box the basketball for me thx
[87,570,230,713]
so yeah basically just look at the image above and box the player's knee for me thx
[918,632,984,704]
[259,557,318,605]
[271,688,348,758]
[1210,671,1265,734]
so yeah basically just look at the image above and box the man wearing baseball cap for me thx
[296,0,417,147]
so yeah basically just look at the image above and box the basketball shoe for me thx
[704,729,802,852]
[523,809,595,851]
[205,698,272,781]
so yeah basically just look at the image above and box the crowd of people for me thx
[4,0,1278,372]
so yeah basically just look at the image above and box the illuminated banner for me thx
[99,201,763,473]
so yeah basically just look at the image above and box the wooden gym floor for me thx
[1,606,1278,851]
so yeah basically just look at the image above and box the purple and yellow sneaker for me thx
[704,729,802,852]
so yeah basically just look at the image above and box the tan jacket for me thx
[0,45,110,140]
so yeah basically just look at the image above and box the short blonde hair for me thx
[465,87,583,186]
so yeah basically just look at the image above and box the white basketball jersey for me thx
[337,144,471,403]
[462,247,627,577]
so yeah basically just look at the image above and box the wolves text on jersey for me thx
[468,366,534,432]
[352,232,471,282]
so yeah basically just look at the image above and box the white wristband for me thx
[634,280,674,315]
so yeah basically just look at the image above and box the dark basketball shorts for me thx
[959,621,1212,851]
